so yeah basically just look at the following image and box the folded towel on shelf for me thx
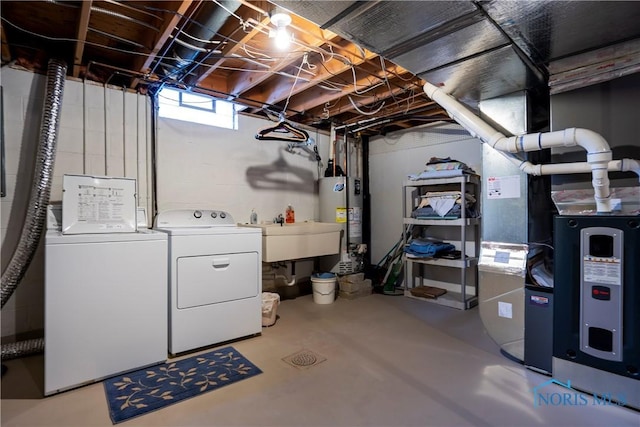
[417,192,476,208]
[428,197,456,217]
[412,204,478,219]
[404,239,456,258]
[407,157,476,181]
[412,206,460,219]
[414,191,478,218]
[424,191,476,204]
[407,169,465,180]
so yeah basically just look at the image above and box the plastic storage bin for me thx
[262,292,280,326]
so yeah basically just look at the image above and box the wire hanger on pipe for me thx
[255,118,310,143]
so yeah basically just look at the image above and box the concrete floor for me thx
[1,293,638,426]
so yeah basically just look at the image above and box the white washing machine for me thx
[44,228,168,395]
[154,209,262,355]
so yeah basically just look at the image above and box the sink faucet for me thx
[275,214,284,226]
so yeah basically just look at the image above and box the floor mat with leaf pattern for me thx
[103,346,262,424]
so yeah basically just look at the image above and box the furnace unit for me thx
[553,215,640,409]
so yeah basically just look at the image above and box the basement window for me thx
[157,87,238,130]
[179,91,216,112]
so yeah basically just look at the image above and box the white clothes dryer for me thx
[154,209,262,355]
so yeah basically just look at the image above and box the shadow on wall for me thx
[2,72,46,342]
[246,150,316,193]
[1,76,46,272]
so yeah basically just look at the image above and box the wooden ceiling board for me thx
[0,0,448,135]
[193,14,270,86]
[129,0,198,87]
[72,0,92,76]
[3,2,77,38]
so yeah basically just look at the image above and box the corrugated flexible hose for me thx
[1,59,67,361]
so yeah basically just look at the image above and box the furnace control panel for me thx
[580,227,623,362]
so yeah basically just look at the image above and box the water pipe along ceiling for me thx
[2,1,640,135]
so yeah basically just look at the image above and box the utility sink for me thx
[239,222,342,262]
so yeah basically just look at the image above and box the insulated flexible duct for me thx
[161,0,241,82]
[1,338,46,361]
[1,59,66,361]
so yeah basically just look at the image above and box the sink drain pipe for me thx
[275,261,296,287]
[1,59,67,361]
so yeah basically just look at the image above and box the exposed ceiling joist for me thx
[244,42,379,110]
[130,0,197,88]
[215,15,342,98]
[5,1,636,136]
[194,15,270,88]
[292,71,423,124]
[72,0,92,77]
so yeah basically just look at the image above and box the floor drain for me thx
[291,352,317,366]
[282,349,326,369]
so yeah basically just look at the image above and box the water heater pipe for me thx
[329,124,336,162]
[423,82,628,213]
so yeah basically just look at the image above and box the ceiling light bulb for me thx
[270,12,291,28]
[274,27,291,50]
[270,10,292,50]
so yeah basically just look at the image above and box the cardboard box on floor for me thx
[338,273,372,299]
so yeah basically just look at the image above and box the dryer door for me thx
[177,252,259,308]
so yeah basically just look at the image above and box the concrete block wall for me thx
[1,67,151,340]
[156,113,331,290]
[156,114,329,227]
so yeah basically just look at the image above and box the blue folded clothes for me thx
[404,239,456,258]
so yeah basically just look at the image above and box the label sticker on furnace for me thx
[583,256,621,286]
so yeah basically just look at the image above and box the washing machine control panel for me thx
[155,209,235,228]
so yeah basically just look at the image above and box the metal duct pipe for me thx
[90,5,159,32]
[423,81,636,213]
[165,0,241,79]
[1,338,45,361]
[1,59,66,360]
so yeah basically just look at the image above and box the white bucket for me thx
[311,274,337,304]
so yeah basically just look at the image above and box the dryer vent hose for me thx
[1,338,45,361]
[1,59,67,361]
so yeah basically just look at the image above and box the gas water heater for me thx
[319,176,364,274]
[553,215,640,409]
